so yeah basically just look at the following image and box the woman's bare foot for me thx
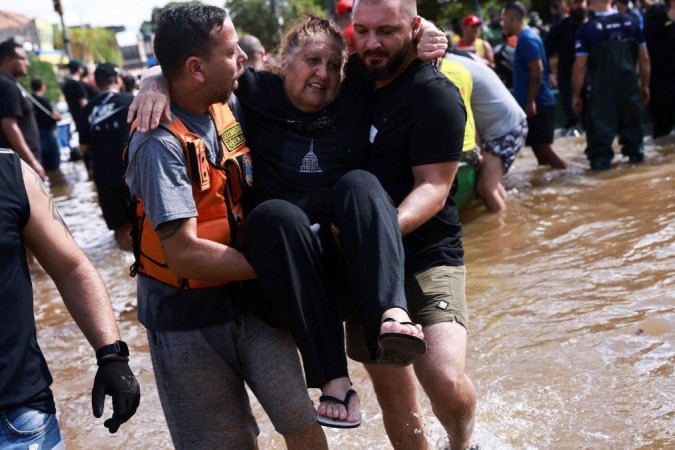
[317,377,361,425]
[377,308,427,366]
[381,307,424,340]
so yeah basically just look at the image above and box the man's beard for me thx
[12,67,26,78]
[570,8,586,24]
[357,40,411,82]
[215,67,244,104]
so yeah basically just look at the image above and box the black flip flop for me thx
[316,389,362,429]
[376,318,427,367]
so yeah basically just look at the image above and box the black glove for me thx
[92,356,141,433]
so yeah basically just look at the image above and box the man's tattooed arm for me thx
[22,161,73,239]
[156,218,188,241]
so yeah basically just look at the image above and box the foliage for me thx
[54,27,123,66]
[18,56,61,103]
[226,0,277,48]
[226,0,325,50]
[417,0,556,39]
[429,0,507,29]
[136,0,556,53]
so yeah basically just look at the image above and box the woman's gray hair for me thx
[267,14,346,76]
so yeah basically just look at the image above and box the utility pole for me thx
[52,0,73,59]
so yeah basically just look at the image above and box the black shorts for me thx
[525,105,555,146]
[95,182,130,231]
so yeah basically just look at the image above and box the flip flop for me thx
[316,389,362,429]
[376,318,427,367]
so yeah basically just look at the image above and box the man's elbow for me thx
[434,195,448,214]
[160,239,197,279]
[638,51,650,72]
[163,252,194,279]
[430,185,451,214]
[1,119,16,134]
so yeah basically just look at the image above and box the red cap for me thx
[463,14,482,27]
[336,0,352,15]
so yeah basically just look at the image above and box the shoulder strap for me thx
[160,119,211,191]
[228,95,247,136]
[14,81,53,117]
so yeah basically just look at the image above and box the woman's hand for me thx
[416,18,448,62]
[126,66,172,132]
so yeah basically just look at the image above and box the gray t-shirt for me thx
[125,102,222,228]
[446,53,526,141]
[125,102,238,331]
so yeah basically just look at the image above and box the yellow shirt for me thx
[438,58,476,152]
[457,37,487,58]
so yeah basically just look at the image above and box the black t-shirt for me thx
[62,79,86,120]
[235,68,370,222]
[83,81,99,99]
[644,7,675,76]
[78,91,133,185]
[32,95,57,131]
[364,59,466,274]
[0,150,55,414]
[0,74,41,156]
[62,79,98,129]
[546,17,583,76]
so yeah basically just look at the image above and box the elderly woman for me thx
[129,14,446,428]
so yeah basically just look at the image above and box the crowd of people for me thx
[440,0,673,207]
[0,0,673,449]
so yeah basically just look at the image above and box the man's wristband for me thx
[96,340,129,361]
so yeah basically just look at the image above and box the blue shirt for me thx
[513,27,555,107]
[575,11,645,57]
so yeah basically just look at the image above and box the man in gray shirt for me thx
[124,5,328,448]
[447,51,528,212]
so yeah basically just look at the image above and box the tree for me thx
[54,27,123,66]
[226,0,325,50]
[421,0,509,29]
[140,1,204,37]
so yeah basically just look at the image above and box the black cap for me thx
[94,62,120,84]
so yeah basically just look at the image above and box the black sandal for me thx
[376,318,427,367]
[316,388,362,429]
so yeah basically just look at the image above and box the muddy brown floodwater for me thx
[32,134,674,449]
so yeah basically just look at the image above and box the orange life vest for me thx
[125,103,252,289]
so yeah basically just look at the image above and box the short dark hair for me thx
[94,63,120,88]
[122,74,137,92]
[30,76,43,92]
[67,58,83,74]
[0,39,21,64]
[238,34,264,58]
[503,1,528,20]
[153,3,228,80]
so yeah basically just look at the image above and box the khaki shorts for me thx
[347,265,468,363]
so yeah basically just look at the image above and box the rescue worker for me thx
[546,0,588,136]
[644,0,675,138]
[572,0,651,170]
